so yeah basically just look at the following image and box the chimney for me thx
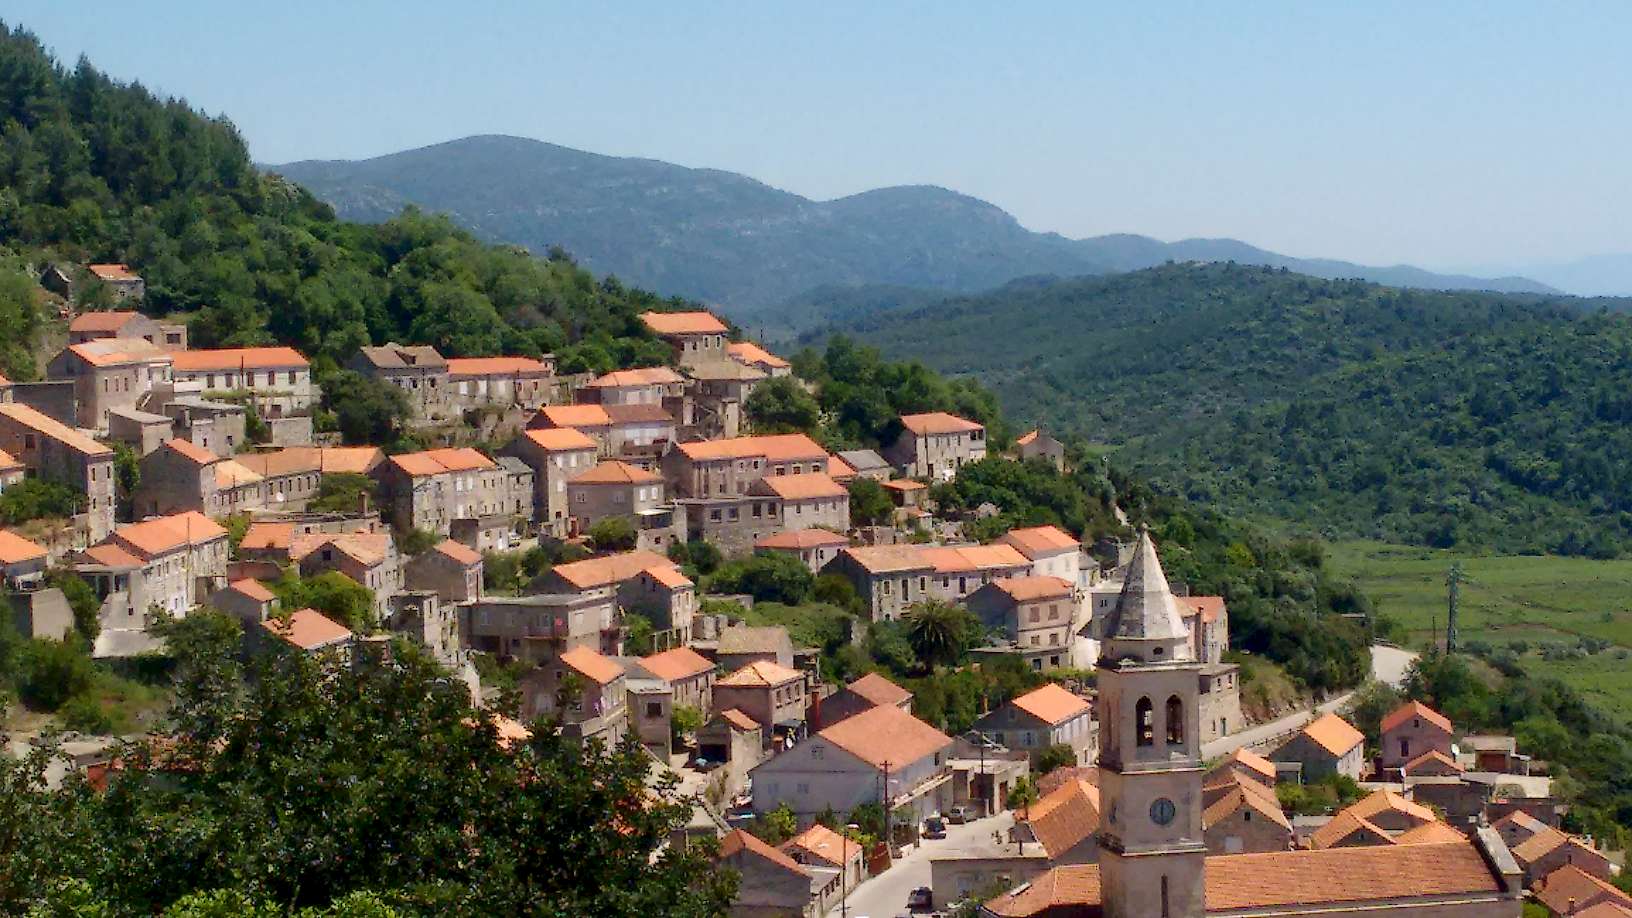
[359,491,369,515]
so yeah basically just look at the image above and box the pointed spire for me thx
[1104,527,1191,648]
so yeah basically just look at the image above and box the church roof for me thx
[1100,528,1190,648]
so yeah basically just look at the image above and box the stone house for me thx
[1202,777,1293,855]
[383,590,463,668]
[998,525,1083,586]
[623,662,674,758]
[636,645,716,715]
[716,624,795,671]
[1198,663,1243,743]
[577,366,687,406]
[749,703,953,824]
[534,549,696,647]
[291,531,402,620]
[210,578,278,627]
[883,411,987,480]
[256,608,353,660]
[727,341,792,378]
[663,433,829,500]
[716,829,814,918]
[967,575,1079,671]
[1272,712,1366,782]
[834,448,891,482]
[0,402,117,542]
[75,511,229,626]
[3,530,72,641]
[714,661,807,748]
[1512,825,1613,884]
[132,438,226,518]
[781,823,865,903]
[500,427,599,536]
[160,396,247,456]
[529,402,676,460]
[463,590,618,664]
[686,359,766,440]
[84,264,146,300]
[639,310,730,369]
[0,449,25,493]
[106,407,180,456]
[67,309,185,349]
[747,472,849,533]
[697,708,766,801]
[445,356,555,412]
[1014,776,1102,866]
[520,645,628,744]
[755,528,850,574]
[1176,595,1230,665]
[1206,748,1278,795]
[828,543,1032,622]
[374,447,521,537]
[565,459,678,549]
[45,338,173,431]
[169,347,317,418]
[1531,864,1632,917]
[814,672,913,728]
[973,683,1097,767]
[1379,700,1454,775]
[405,539,483,603]
[1014,428,1066,471]
[348,343,450,420]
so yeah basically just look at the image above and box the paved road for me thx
[1201,644,1418,759]
[826,812,1015,917]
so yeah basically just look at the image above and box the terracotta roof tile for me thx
[1215,747,1277,782]
[86,263,139,281]
[80,543,143,568]
[446,356,551,377]
[640,311,729,335]
[717,708,760,731]
[1577,902,1632,918]
[112,512,227,559]
[639,647,714,682]
[782,823,861,866]
[898,411,983,435]
[387,447,496,477]
[919,544,1029,573]
[727,341,790,369]
[1025,778,1101,858]
[838,545,934,574]
[172,347,308,371]
[1298,712,1365,757]
[1512,825,1574,864]
[749,472,847,500]
[239,522,294,551]
[535,404,612,429]
[520,427,599,452]
[718,828,807,878]
[260,608,352,650]
[68,310,141,332]
[1341,789,1437,826]
[159,437,217,466]
[1010,683,1092,726]
[1015,429,1041,446]
[756,529,850,550]
[0,449,19,470]
[0,403,111,456]
[880,478,927,492]
[990,575,1074,602]
[215,459,263,489]
[816,704,950,769]
[66,337,172,367]
[432,539,482,565]
[675,433,826,462]
[558,646,624,685]
[548,550,676,590]
[1309,810,1396,849]
[570,460,661,485]
[1000,525,1080,557]
[1535,864,1632,916]
[1396,821,1468,845]
[642,565,693,589]
[717,660,802,688]
[1203,780,1291,832]
[846,672,912,707]
[1403,748,1463,775]
[1381,699,1454,735]
[225,578,275,602]
[1175,595,1226,624]
[825,453,856,479]
[0,529,48,565]
[291,532,393,568]
[585,366,685,387]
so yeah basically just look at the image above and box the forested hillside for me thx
[0,24,685,378]
[838,263,1632,555]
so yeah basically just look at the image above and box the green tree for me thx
[744,376,820,434]
[310,474,377,514]
[670,704,704,745]
[848,477,894,527]
[904,599,979,669]
[1006,775,1040,811]
[271,572,376,633]
[710,553,814,605]
[0,480,85,525]
[588,516,637,553]
[397,528,439,557]
[1036,744,1076,775]
[45,569,100,643]
[320,370,410,447]
[16,639,94,711]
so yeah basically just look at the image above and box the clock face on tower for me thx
[1150,797,1177,826]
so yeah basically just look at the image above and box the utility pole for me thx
[880,759,892,865]
[1447,563,1463,653]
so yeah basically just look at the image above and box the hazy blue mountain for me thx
[1517,254,1632,297]
[273,134,1556,309]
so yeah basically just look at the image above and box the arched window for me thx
[1136,697,1154,747]
[1166,695,1184,745]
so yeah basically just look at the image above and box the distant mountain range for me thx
[272,135,1558,312]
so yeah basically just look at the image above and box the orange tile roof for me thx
[1403,748,1463,775]
[1512,825,1575,864]
[1535,864,1632,916]
[1309,810,1396,849]
[990,575,1074,602]
[1577,902,1632,918]
[291,532,393,568]
[225,578,275,602]
[519,427,599,452]
[674,432,826,462]
[1217,747,1278,782]
[1396,821,1467,845]
[750,472,847,500]
[1015,429,1041,446]
[431,539,482,566]
[1381,699,1454,735]
[0,529,48,565]
[1010,683,1092,726]
[214,459,263,489]
[0,403,111,456]
[717,708,760,731]
[1203,780,1291,832]
[315,447,384,475]
[445,356,551,377]
[846,672,912,707]
[717,660,803,688]
[1176,595,1226,624]
[756,528,850,550]
[387,447,496,477]
[816,703,951,769]
[535,404,612,429]
[66,337,171,367]
[1024,778,1101,859]
[986,841,1505,916]
[642,565,693,589]
[782,823,861,867]
[1298,711,1365,756]
[558,646,624,685]
[1000,525,1080,557]
[727,341,790,369]
[0,448,19,470]
[549,550,677,589]
[162,438,219,466]
[1340,789,1436,827]
[719,828,807,878]
[112,511,227,559]
[570,460,661,485]
[585,366,685,387]
[838,545,935,574]
[825,453,855,479]
[87,263,139,281]
[880,478,927,491]
[260,608,352,650]
[80,543,143,568]
[171,347,308,371]
[898,411,983,435]
[919,543,1030,574]
[68,310,141,332]
[639,646,715,682]
[239,522,294,551]
[640,310,728,335]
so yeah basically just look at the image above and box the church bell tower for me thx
[1094,528,1206,918]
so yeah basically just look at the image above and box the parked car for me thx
[907,886,934,910]
[923,816,947,839]
[947,805,974,824]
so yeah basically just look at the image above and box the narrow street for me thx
[826,812,1015,917]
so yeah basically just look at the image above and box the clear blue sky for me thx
[8,1,1628,269]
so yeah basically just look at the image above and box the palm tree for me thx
[905,599,971,669]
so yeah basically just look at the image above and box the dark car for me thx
[923,816,947,839]
[907,886,934,910]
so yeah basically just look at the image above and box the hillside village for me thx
[1,268,1616,918]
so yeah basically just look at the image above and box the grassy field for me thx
[1328,540,1632,720]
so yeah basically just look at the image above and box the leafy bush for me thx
[587,517,637,553]
[1035,744,1077,775]
[0,479,85,525]
[17,638,95,711]
[709,553,814,606]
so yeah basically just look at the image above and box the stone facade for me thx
[169,348,317,418]
[46,338,174,432]
[445,356,555,412]
[348,344,450,420]
[500,427,599,537]
[884,412,987,480]
[0,403,116,542]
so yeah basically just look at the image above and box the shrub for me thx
[1036,744,1077,775]
[710,553,814,606]
[588,517,637,553]
[0,479,85,524]
[18,638,96,711]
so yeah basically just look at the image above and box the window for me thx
[1166,695,1184,745]
[646,702,662,717]
[1136,697,1154,746]
[1161,876,1169,918]
[1399,738,1410,759]
[1029,608,1040,623]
